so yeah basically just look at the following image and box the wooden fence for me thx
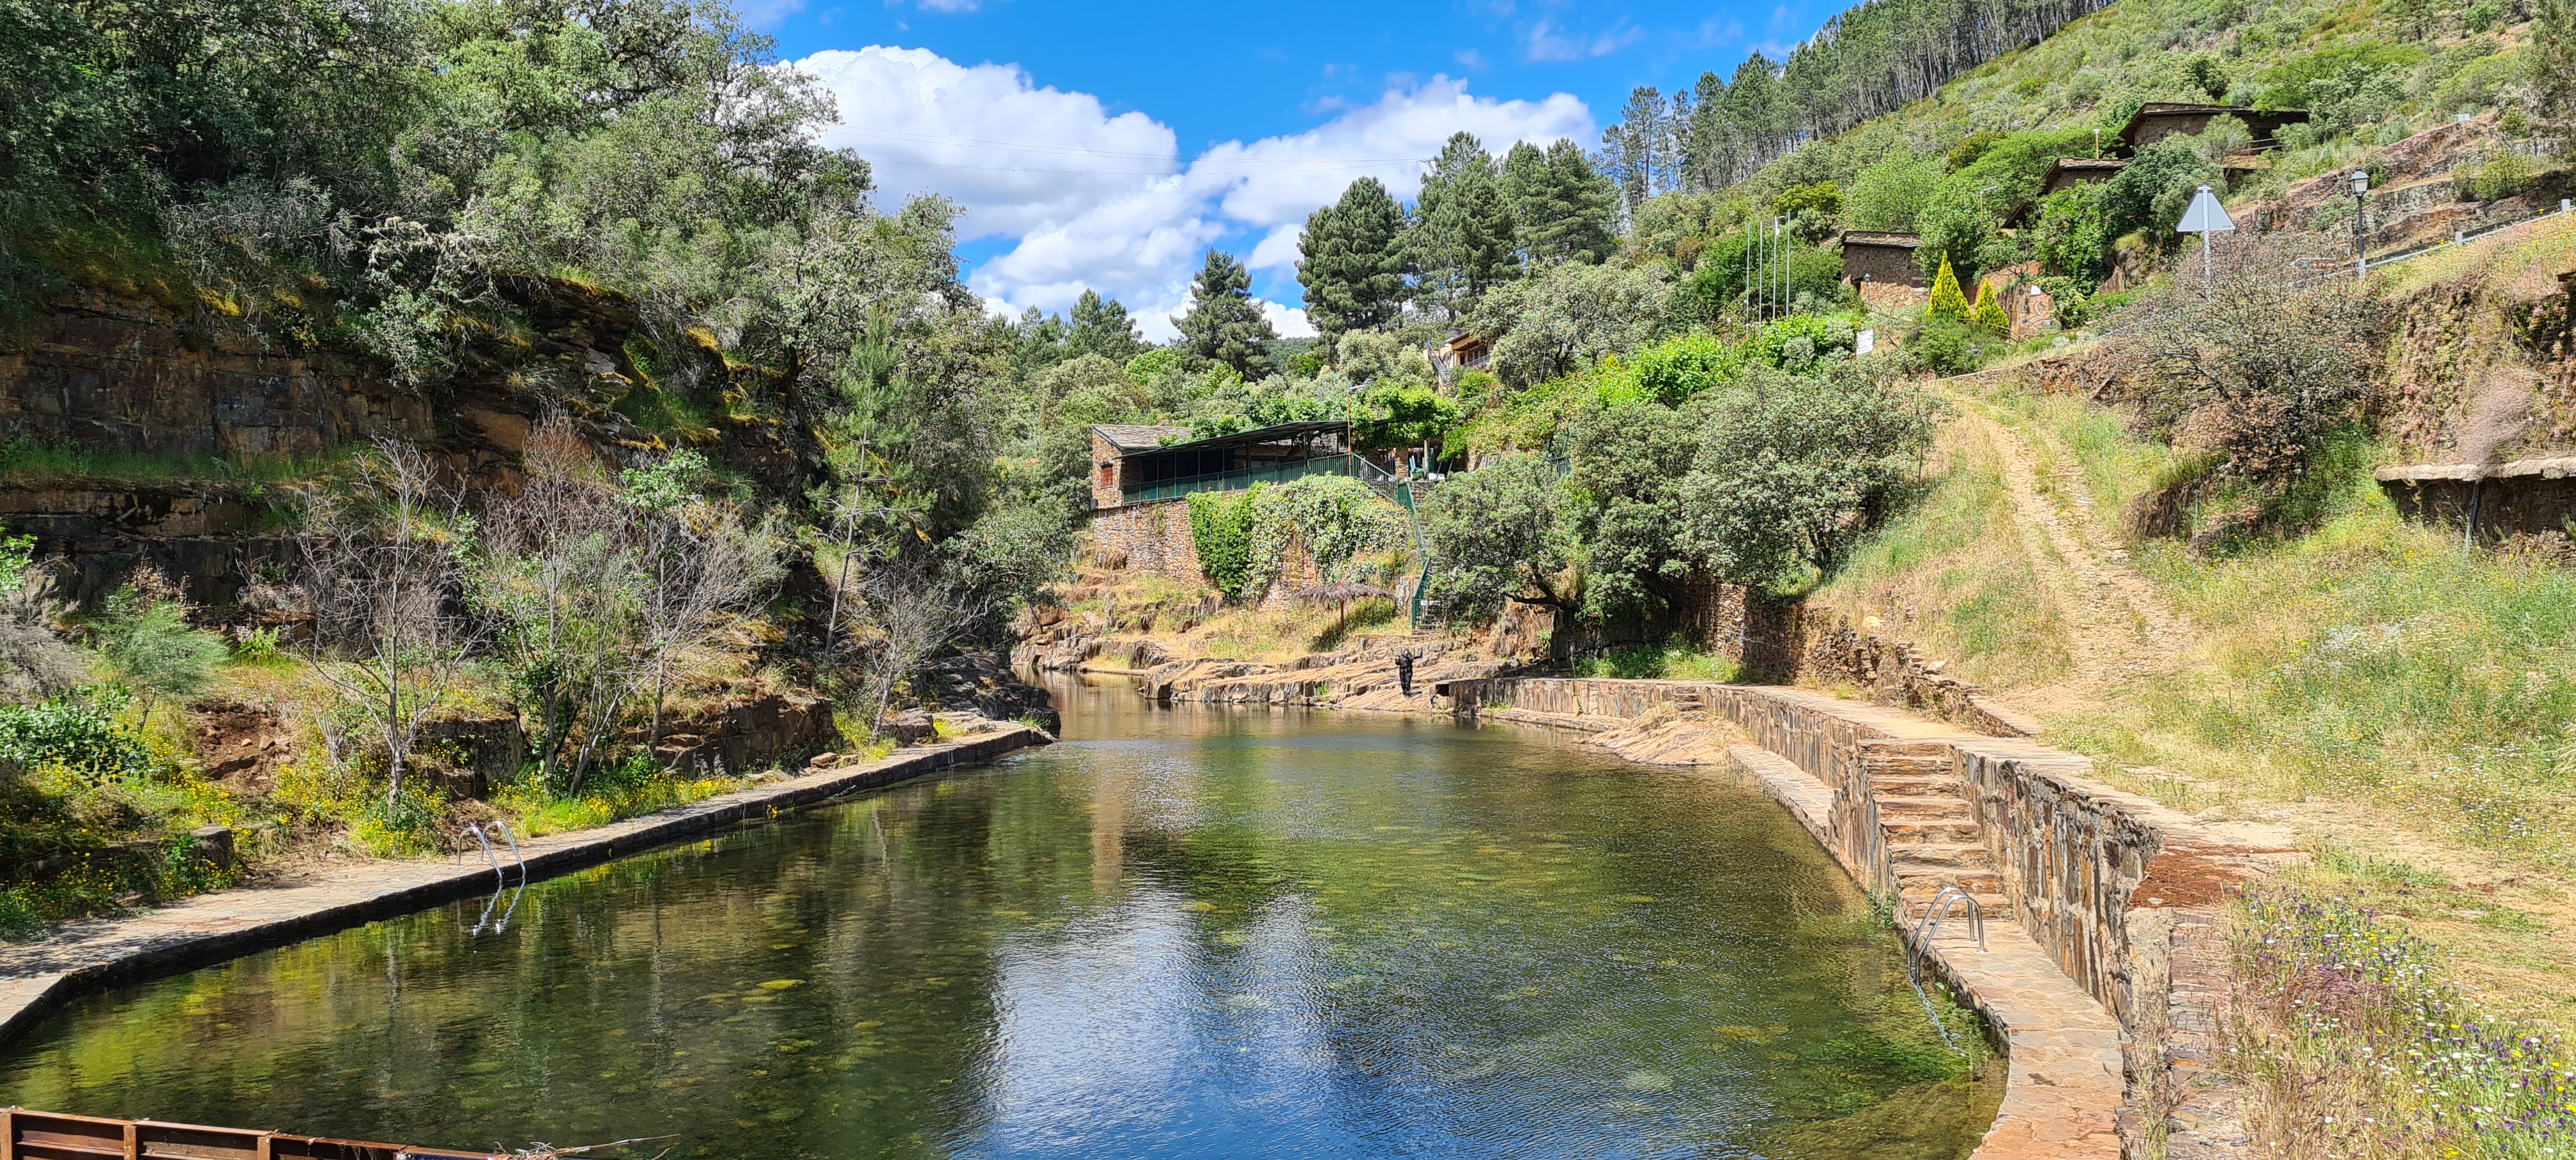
[1,1109,494,1160]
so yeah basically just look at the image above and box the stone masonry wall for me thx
[1952,738,2172,1016]
[1086,499,1202,586]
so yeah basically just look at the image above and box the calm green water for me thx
[0,677,1998,1159]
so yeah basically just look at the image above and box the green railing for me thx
[1119,454,1375,504]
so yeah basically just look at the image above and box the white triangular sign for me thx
[2177,185,2235,234]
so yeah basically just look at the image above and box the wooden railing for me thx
[1,1108,494,1160]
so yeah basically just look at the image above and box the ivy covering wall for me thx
[1188,477,1413,604]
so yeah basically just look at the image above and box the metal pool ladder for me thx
[1903,885,1988,1057]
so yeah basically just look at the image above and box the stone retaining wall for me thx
[1953,740,2188,1018]
[1085,499,1201,585]
[1450,677,2249,1018]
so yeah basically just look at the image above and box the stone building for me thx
[2113,102,2309,155]
[1840,231,1926,288]
[2041,156,2129,195]
[1089,424,1192,510]
[1090,420,1356,509]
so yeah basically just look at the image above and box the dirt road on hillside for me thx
[1942,389,2196,710]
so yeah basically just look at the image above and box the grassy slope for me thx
[1665,0,2535,225]
[1814,350,2576,1035]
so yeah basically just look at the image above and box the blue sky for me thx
[749,0,1837,337]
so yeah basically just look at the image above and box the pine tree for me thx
[1066,289,1143,363]
[1411,132,1519,319]
[1928,257,1970,320]
[1503,140,1618,267]
[1969,280,2011,335]
[1297,176,1407,340]
[1176,249,1276,377]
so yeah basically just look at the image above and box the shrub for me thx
[89,583,227,727]
[1186,488,1258,600]
[1906,316,1995,376]
[1968,281,2011,335]
[0,691,153,782]
[2119,237,2382,496]
[1928,258,1970,319]
[2469,150,2534,201]
[1244,476,1411,597]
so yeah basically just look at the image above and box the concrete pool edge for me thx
[0,726,1051,1050]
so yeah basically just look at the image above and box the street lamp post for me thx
[2349,169,2371,280]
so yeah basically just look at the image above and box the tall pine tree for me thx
[1411,133,1519,321]
[1066,289,1143,362]
[1501,140,1618,268]
[1296,176,1407,341]
[1175,249,1276,377]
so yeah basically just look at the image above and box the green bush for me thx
[1186,487,1259,600]
[1907,316,1996,376]
[1245,476,1411,597]
[0,692,153,782]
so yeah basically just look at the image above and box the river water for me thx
[0,676,1999,1159]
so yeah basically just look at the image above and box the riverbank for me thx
[0,725,1050,1049]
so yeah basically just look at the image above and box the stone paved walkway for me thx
[0,728,1048,1046]
[1728,743,2126,1160]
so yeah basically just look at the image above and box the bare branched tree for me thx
[297,440,484,807]
[477,419,648,795]
[856,561,986,739]
[619,450,783,754]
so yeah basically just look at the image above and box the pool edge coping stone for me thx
[0,726,1051,1051]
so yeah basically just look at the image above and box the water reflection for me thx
[0,675,1998,1159]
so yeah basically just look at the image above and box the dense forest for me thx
[1597,0,2117,204]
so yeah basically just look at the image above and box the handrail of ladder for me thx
[1901,884,1989,1057]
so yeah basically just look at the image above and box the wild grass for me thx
[2228,885,2576,1157]
[1807,426,2074,689]
[2075,498,2576,864]
[1570,635,1744,681]
[491,766,740,837]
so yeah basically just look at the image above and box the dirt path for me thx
[1940,388,2195,709]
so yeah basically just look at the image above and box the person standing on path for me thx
[1394,648,1418,698]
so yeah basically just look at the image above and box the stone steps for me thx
[1871,776,1966,802]
[1868,752,1956,777]
[1882,817,1983,842]
[1893,841,1995,867]
[1892,863,2005,895]
[1899,886,2011,920]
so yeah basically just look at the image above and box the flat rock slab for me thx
[0,728,1048,1048]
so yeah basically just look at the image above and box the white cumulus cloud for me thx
[797,47,1178,241]
[1261,301,1317,339]
[792,50,1596,339]
[1522,19,1644,63]
[1195,76,1596,270]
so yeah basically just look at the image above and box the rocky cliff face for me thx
[0,279,825,616]
[0,286,432,457]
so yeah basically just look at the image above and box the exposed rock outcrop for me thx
[654,693,843,776]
